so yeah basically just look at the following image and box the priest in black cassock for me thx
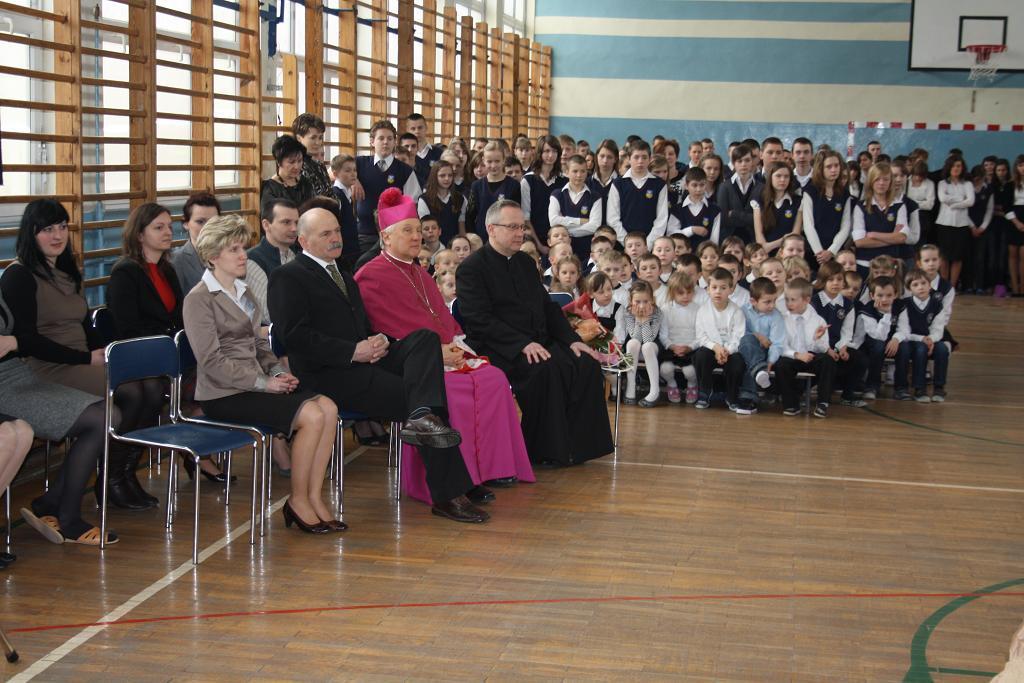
[456,199,613,467]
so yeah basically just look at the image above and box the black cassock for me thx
[457,244,613,466]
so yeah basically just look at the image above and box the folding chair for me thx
[101,336,259,564]
[175,331,273,538]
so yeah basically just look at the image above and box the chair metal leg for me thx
[165,451,176,528]
[3,486,10,552]
[99,434,111,551]
[249,442,260,545]
[393,430,403,501]
[192,456,201,565]
[335,421,344,511]
[224,451,233,506]
[260,438,271,538]
[0,624,18,663]
[43,441,50,492]
[614,372,622,459]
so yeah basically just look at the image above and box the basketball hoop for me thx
[966,44,1006,83]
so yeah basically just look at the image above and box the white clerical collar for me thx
[384,250,415,265]
[303,250,334,270]
[202,268,247,299]
[373,153,395,167]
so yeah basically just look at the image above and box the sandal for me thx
[63,526,119,546]
[20,508,64,545]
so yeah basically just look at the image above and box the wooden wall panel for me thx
[396,0,414,122]
[458,16,474,142]
[440,6,458,143]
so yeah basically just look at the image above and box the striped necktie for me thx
[325,263,348,298]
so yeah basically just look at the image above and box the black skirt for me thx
[200,390,319,438]
[935,224,971,262]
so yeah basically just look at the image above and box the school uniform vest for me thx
[763,194,801,243]
[671,201,721,251]
[803,185,849,250]
[614,175,665,237]
[555,185,597,260]
[413,146,444,186]
[855,200,902,262]
[470,176,521,236]
[968,183,993,226]
[899,195,920,259]
[932,276,952,301]
[332,187,360,257]
[905,296,944,336]
[596,302,621,333]
[859,300,903,342]
[524,172,567,243]
[355,156,414,235]
[811,293,854,348]
[425,193,464,244]
[585,174,614,205]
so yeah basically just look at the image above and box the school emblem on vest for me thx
[926,312,935,324]
[702,218,709,227]
[645,190,654,199]
[784,209,793,219]
[386,174,395,184]
[887,212,895,222]
[581,206,589,216]
[836,309,846,320]
[834,203,843,212]
[498,194,505,200]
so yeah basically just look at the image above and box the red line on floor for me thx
[10,590,1024,634]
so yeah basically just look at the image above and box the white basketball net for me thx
[967,46,1004,83]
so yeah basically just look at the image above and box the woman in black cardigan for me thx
[107,202,230,485]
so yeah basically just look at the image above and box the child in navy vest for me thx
[811,261,864,406]
[417,159,466,244]
[753,162,801,254]
[894,269,949,402]
[550,154,601,262]
[801,155,851,266]
[668,167,721,252]
[353,121,419,253]
[466,142,521,239]
[967,166,996,291]
[851,170,909,272]
[522,135,567,248]
[608,141,668,249]
[850,275,905,400]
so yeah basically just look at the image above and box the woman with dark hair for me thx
[587,138,619,229]
[935,155,975,288]
[292,112,334,198]
[261,135,314,208]
[752,162,803,254]
[521,134,567,252]
[0,199,164,510]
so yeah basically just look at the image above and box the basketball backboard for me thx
[909,0,1024,72]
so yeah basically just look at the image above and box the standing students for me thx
[607,140,669,249]
[418,160,466,245]
[587,139,619,235]
[521,135,567,252]
[802,150,851,266]
[466,141,521,240]
[549,154,602,261]
[353,120,421,254]
[852,162,909,274]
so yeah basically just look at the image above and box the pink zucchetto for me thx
[377,187,419,232]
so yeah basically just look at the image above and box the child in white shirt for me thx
[693,268,747,411]
[658,272,700,404]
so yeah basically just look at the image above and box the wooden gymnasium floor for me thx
[1,296,1022,682]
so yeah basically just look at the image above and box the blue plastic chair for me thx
[175,331,273,539]
[101,336,259,564]
[549,291,573,307]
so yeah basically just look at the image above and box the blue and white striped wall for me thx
[535,0,1024,162]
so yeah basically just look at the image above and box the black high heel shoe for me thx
[182,458,238,483]
[282,501,330,534]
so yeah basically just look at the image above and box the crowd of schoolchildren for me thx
[266,113,1024,419]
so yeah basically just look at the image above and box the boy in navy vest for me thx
[550,154,602,261]
[811,261,865,406]
[850,275,905,400]
[406,112,443,187]
[330,153,361,271]
[668,167,721,251]
[716,144,762,244]
[893,269,950,402]
[607,140,668,250]
[352,120,421,253]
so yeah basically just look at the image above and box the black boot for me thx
[96,445,151,511]
[123,449,158,508]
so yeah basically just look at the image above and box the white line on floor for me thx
[597,459,1024,494]
[9,446,369,682]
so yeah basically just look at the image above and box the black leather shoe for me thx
[466,485,495,504]
[96,473,151,511]
[431,495,489,523]
[483,476,517,488]
[124,460,159,508]
[400,414,462,449]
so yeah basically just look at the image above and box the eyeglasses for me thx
[492,223,527,232]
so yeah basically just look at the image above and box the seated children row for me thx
[572,239,953,411]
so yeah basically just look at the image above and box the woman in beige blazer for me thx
[182,215,342,535]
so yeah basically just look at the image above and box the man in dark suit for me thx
[248,198,300,278]
[267,208,488,523]
[456,200,613,468]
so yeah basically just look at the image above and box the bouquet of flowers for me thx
[560,294,634,371]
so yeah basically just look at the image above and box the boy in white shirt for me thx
[599,250,631,306]
[776,278,836,418]
[849,275,905,400]
[719,254,750,307]
[693,268,747,411]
